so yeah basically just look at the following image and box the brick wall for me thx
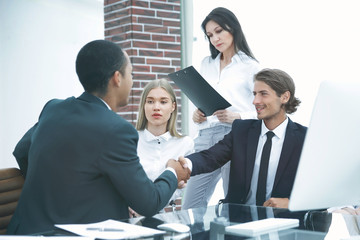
[104,0,182,129]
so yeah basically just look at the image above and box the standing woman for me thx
[182,7,261,209]
[136,78,194,212]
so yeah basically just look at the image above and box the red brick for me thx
[158,73,171,79]
[104,1,131,13]
[132,57,146,64]
[138,17,163,25]
[105,25,131,36]
[105,9,131,21]
[152,66,176,73]
[133,73,157,80]
[126,49,139,57]
[132,32,151,40]
[132,8,155,17]
[131,81,141,88]
[117,104,139,112]
[139,49,164,57]
[131,0,149,8]
[105,17,132,28]
[133,65,151,72]
[163,20,180,27]
[104,0,124,6]
[144,25,168,34]
[119,41,131,49]
[158,42,180,51]
[132,89,143,96]
[169,28,180,35]
[150,2,176,10]
[157,10,180,19]
[167,0,180,3]
[152,34,176,42]
[171,59,181,66]
[164,51,181,58]
[146,58,171,65]
[107,32,130,42]
[138,81,150,88]
[133,40,157,49]
[131,24,143,32]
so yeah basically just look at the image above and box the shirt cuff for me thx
[185,158,193,172]
[239,111,257,120]
[327,205,355,213]
[166,167,177,178]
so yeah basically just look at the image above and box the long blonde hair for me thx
[136,78,182,138]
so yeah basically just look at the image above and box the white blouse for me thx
[198,51,261,130]
[137,129,194,203]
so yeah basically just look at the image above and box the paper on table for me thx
[55,219,165,239]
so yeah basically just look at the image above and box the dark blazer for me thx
[188,118,307,204]
[7,92,178,235]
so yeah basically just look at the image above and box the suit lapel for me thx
[245,121,261,194]
[273,119,298,189]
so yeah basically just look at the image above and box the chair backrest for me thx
[0,168,24,234]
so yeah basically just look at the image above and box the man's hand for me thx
[166,159,190,184]
[128,207,140,218]
[193,109,207,123]
[178,156,189,170]
[213,109,241,124]
[263,198,289,208]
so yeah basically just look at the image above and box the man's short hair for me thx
[76,40,127,96]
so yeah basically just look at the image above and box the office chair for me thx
[0,168,24,234]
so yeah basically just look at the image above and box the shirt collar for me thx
[143,129,172,142]
[214,50,246,65]
[97,97,111,110]
[261,117,288,140]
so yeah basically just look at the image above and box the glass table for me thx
[37,203,360,239]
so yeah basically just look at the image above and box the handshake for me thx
[166,156,192,188]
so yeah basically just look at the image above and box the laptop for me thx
[288,80,360,211]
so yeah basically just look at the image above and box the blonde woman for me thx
[136,78,194,212]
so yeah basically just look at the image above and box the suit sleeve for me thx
[188,128,234,175]
[13,99,57,177]
[97,121,178,216]
[13,124,38,177]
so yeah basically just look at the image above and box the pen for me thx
[86,227,124,232]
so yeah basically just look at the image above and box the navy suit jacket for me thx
[188,118,307,204]
[7,92,178,235]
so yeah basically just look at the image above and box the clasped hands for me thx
[166,156,191,189]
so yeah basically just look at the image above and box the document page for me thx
[55,219,165,239]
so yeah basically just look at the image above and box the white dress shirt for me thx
[198,51,261,130]
[137,129,194,202]
[246,118,289,205]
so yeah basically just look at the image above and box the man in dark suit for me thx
[7,40,189,235]
[181,68,307,209]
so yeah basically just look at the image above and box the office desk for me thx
[38,203,359,239]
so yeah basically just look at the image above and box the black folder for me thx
[168,66,231,116]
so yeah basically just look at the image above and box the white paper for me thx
[55,219,165,239]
